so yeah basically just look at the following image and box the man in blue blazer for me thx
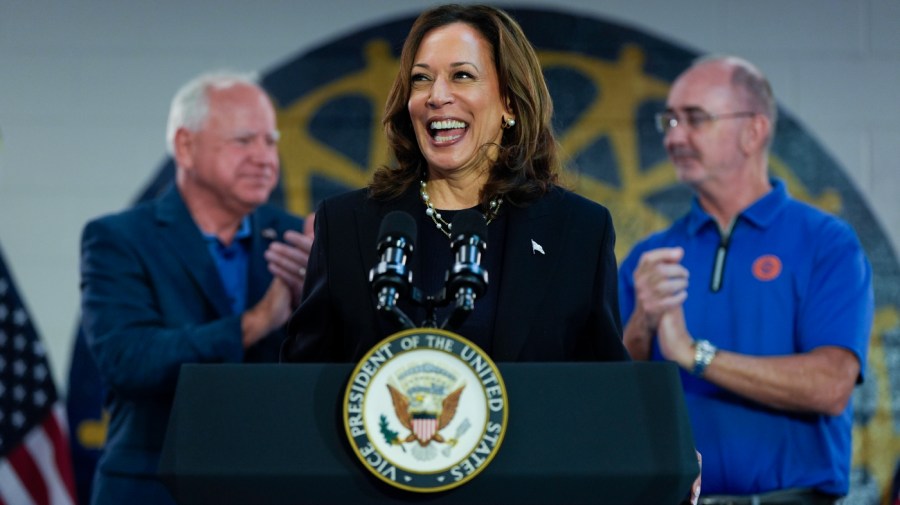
[79,72,312,505]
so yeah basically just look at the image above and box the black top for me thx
[282,184,628,364]
[415,206,508,353]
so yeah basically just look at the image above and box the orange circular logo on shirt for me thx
[752,255,782,281]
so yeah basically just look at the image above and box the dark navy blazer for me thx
[80,186,303,505]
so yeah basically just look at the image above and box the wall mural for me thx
[70,6,900,504]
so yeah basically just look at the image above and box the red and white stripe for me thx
[0,405,76,505]
[413,418,437,443]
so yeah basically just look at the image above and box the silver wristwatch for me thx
[692,340,718,377]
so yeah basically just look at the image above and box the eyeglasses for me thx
[654,109,756,134]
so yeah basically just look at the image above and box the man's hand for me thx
[241,278,293,348]
[633,248,694,369]
[264,213,315,307]
[657,307,695,371]
[623,247,689,360]
[632,247,689,330]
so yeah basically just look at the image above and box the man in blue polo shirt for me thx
[618,56,873,505]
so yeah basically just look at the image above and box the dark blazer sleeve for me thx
[281,198,340,361]
[80,213,245,396]
[582,204,628,361]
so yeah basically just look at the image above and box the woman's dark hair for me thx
[370,4,560,211]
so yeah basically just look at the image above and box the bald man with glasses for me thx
[618,56,873,505]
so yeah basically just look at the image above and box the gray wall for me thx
[0,0,898,390]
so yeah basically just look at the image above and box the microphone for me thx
[369,211,417,329]
[443,210,488,330]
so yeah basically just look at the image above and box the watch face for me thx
[693,340,716,376]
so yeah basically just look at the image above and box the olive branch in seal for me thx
[379,414,406,452]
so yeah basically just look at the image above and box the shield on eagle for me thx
[387,362,465,447]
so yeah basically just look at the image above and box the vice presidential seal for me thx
[343,328,508,492]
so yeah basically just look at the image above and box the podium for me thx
[160,362,697,504]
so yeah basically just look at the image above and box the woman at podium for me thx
[281,4,629,364]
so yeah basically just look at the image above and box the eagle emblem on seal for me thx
[385,362,466,453]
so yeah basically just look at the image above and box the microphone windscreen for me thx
[378,210,418,244]
[450,209,487,241]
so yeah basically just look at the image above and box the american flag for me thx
[0,245,76,505]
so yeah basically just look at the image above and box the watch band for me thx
[692,339,718,377]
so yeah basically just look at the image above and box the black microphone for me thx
[369,211,417,329]
[443,209,488,330]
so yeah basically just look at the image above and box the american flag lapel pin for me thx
[531,239,545,255]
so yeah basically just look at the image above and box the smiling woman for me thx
[405,22,510,189]
[373,4,559,213]
[281,4,629,369]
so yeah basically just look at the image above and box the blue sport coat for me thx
[80,186,303,505]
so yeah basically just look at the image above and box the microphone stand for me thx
[419,290,439,329]
[378,286,462,331]
[442,287,477,331]
[375,286,417,330]
[418,287,479,331]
